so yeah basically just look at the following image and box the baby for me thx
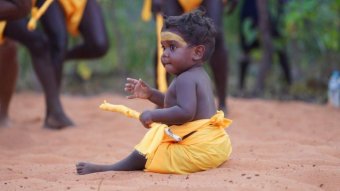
[76,9,232,175]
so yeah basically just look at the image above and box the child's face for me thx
[160,31,196,75]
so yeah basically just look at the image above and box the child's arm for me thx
[125,78,164,107]
[140,75,197,127]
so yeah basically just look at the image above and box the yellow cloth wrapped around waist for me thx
[178,0,203,12]
[0,21,6,44]
[99,101,232,174]
[136,111,232,174]
[59,0,87,36]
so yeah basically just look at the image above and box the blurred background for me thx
[15,0,340,104]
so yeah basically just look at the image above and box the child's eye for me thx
[161,45,165,51]
[170,45,176,51]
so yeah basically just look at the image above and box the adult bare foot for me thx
[0,117,10,128]
[76,162,108,175]
[44,112,74,129]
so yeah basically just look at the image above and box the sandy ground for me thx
[0,92,339,191]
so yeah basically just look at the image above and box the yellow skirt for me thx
[135,114,232,174]
[0,21,6,44]
[178,0,203,13]
[59,0,87,36]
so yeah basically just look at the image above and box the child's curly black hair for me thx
[162,8,217,61]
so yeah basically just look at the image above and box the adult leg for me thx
[4,20,73,129]
[203,0,228,112]
[158,0,183,89]
[39,0,68,88]
[0,40,18,127]
[0,0,31,20]
[276,46,291,85]
[76,150,146,175]
[66,0,109,60]
[238,50,250,92]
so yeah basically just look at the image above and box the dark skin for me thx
[0,0,108,128]
[0,0,32,20]
[76,29,217,175]
[0,40,18,127]
[0,0,72,128]
[238,0,292,95]
[153,0,229,113]
[38,0,109,88]
[0,0,28,126]
[1,19,73,129]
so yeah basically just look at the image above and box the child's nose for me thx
[162,48,169,57]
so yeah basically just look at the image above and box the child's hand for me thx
[125,78,152,99]
[140,110,153,128]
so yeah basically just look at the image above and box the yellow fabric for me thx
[0,21,6,45]
[141,0,152,22]
[58,0,87,36]
[99,101,232,174]
[140,111,232,174]
[100,101,170,155]
[161,31,188,47]
[156,14,168,93]
[27,0,54,31]
[178,0,203,12]
[99,101,140,119]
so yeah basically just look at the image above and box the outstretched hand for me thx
[124,78,152,99]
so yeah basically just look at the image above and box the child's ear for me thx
[192,45,205,61]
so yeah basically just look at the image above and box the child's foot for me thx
[44,112,74,129]
[76,162,106,175]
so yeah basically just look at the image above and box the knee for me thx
[51,36,67,55]
[89,38,109,58]
[29,36,50,55]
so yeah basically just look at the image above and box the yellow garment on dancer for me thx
[178,0,203,12]
[0,21,6,44]
[136,111,232,174]
[27,0,54,31]
[59,0,87,36]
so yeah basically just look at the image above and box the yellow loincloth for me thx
[99,102,232,174]
[58,0,87,36]
[135,111,232,174]
[27,0,54,31]
[178,0,203,13]
[0,21,6,44]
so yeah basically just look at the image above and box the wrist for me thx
[146,88,155,100]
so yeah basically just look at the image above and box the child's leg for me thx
[66,0,109,60]
[76,150,146,175]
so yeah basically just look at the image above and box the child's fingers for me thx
[126,78,139,84]
[138,79,148,87]
[125,83,134,89]
[124,87,133,93]
[126,95,137,99]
